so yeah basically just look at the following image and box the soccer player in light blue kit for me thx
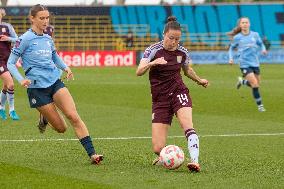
[228,17,267,112]
[0,8,20,120]
[7,4,103,165]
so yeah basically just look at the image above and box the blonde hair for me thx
[227,17,250,37]
[0,8,6,17]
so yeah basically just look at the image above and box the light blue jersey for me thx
[7,29,67,88]
[228,31,266,68]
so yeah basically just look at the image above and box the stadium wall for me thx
[5,4,284,42]
[3,4,284,65]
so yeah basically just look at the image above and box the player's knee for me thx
[7,84,14,90]
[65,112,80,124]
[55,126,67,133]
[250,82,259,88]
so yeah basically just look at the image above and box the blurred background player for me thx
[43,24,54,38]
[125,30,134,49]
[0,8,20,120]
[228,17,267,112]
[7,4,103,164]
[262,36,271,51]
[136,16,209,172]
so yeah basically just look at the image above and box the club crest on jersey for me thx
[177,56,182,63]
[1,28,6,33]
[31,98,37,104]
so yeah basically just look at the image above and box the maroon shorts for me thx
[152,88,192,125]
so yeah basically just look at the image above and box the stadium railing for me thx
[3,15,283,51]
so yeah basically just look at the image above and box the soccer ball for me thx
[159,145,185,170]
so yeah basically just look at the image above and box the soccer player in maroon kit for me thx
[0,8,20,120]
[136,16,209,172]
[43,25,54,38]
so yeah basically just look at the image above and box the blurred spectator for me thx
[125,31,134,48]
[262,36,271,51]
[160,0,169,5]
[91,0,103,6]
[116,0,125,5]
[1,0,8,7]
[116,38,125,50]
[175,0,184,5]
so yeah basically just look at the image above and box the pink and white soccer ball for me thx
[159,145,185,170]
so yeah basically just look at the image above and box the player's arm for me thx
[52,51,67,70]
[228,37,238,64]
[7,53,31,88]
[182,64,209,88]
[136,57,167,76]
[256,33,267,54]
[52,51,73,80]
[0,24,18,43]
[50,39,73,80]
[7,38,31,87]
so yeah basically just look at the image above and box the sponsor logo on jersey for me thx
[177,56,182,63]
[1,28,6,33]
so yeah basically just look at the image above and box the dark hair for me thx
[29,4,48,17]
[227,17,249,37]
[163,16,181,34]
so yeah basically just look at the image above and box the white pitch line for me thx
[0,133,283,142]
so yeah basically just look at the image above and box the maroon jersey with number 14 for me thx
[142,41,191,102]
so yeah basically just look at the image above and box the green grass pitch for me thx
[0,64,283,188]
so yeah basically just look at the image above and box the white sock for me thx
[7,89,15,112]
[185,128,199,163]
[0,90,7,110]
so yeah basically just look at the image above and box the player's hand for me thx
[64,67,74,81]
[229,59,234,65]
[152,57,167,66]
[0,35,9,41]
[198,79,209,88]
[20,79,31,88]
[262,50,267,55]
